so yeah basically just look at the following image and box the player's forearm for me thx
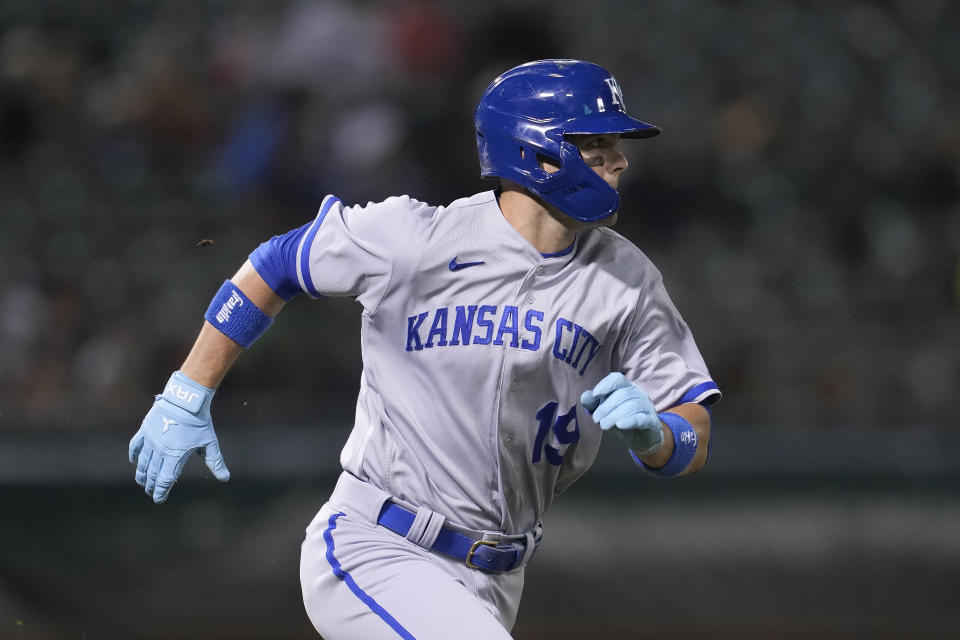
[636,402,711,474]
[180,323,245,388]
[181,260,287,388]
[229,259,289,316]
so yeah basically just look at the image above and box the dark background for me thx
[1,0,958,638]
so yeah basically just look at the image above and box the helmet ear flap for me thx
[533,152,560,173]
[527,140,621,222]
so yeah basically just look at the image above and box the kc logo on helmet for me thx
[604,77,625,109]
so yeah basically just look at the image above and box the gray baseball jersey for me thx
[284,190,719,535]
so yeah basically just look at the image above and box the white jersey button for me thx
[524,293,536,304]
[536,266,545,276]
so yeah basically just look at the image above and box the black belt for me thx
[376,502,537,572]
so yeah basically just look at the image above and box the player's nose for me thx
[606,146,628,174]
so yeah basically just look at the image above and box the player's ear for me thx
[537,153,561,174]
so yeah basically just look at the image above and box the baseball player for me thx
[129,59,720,638]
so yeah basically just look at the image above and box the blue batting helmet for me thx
[475,59,660,222]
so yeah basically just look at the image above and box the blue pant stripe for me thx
[322,512,417,640]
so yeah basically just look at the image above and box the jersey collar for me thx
[482,190,581,270]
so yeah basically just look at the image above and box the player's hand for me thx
[128,371,230,504]
[580,372,664,455]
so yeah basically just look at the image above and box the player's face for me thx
[538,134,628,228]
[566,133,629,190]
[539,134,629,188]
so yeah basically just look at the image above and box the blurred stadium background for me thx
[0,0,958,638]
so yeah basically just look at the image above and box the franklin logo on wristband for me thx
[215,290,244,324]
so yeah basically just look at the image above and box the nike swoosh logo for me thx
[448,257,485,271]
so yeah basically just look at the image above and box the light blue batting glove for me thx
[580,372,664,456]
[128,371,230,504]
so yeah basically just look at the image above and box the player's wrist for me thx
[203,280,274,348]
[631,412,698,477]
[158,370,216,416]
[628,419,668,459]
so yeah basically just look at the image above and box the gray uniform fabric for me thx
[293,190,719,635]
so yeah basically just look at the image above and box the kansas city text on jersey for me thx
[405,304,602,375]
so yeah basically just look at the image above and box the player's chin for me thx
[603,183,621,226]
[582,210,618,230]
[599,191,621,227]
[598,211,619,227]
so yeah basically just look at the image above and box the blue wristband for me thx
[204,280,274,348]
[634,412,698,478]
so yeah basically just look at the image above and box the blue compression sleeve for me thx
[249,221,312,301]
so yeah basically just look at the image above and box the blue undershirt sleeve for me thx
[249,221,313,301]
